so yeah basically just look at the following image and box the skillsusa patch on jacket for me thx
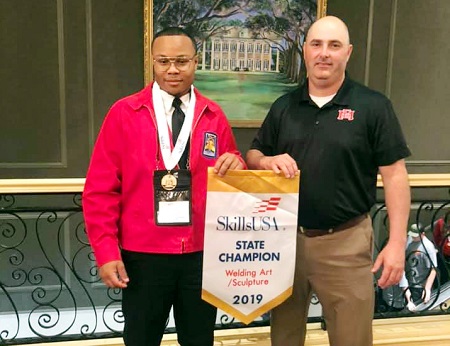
[202,132,217,159]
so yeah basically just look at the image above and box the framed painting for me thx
[144,0,327,127]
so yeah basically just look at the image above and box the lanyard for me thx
[153,82,195,170]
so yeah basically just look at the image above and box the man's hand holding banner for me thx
[202,169,299,324]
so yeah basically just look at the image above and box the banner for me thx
[202,169,299,324]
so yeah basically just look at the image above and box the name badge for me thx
[154,170,192,225]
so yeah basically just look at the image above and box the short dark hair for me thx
[152,27,197,54]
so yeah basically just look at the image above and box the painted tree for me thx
[244,0,316,83]
[152,0,316,81]
[153,0,253,47]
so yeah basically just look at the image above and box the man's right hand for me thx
[99,260,129,288]
[260,153,298,178]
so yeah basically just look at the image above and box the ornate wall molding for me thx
[0,174,449,194]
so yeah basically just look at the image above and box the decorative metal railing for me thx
[0,176,449,344]
[372,200,450,318]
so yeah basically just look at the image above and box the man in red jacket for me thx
[83,27,245,346]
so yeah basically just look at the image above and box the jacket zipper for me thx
[181,105,206,252]
[145,105,161,169]
[192,105,207,131]
[187,104,207,170]
[147,103,208,254]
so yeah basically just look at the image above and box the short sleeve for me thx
[370,98,411,166]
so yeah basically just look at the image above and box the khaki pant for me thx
[271,216,374,346]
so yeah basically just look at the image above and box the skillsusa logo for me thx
[253,197,281,213]
[337,108,355,121]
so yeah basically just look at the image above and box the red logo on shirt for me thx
[253,197,281,213]
[337,109,355,121]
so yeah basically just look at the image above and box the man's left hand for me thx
[214,153,244,176]
[371,240,405,289]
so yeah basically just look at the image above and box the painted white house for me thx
[200,27,282,72]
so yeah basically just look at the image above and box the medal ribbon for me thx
[153,82,195,170]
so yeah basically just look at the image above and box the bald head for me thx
[303,16,353,96]
[306,16,350,45]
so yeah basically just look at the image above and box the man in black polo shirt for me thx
[246,16,411,346]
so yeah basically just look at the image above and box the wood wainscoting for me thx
[16,315,450,346]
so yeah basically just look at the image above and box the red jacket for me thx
[433,218,450,257]
[83,83,244,267]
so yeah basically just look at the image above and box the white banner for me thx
[202,169,299,324]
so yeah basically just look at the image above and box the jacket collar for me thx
[128,83,153,111]
[128,82,221,114]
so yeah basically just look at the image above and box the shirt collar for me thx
[159,88,190,115]
[299,74,353,107]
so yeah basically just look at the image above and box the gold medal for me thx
[161,173,177,190]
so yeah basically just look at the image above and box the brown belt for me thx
[298,213,368,238]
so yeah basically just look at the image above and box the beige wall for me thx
[0,0,143,178]
[1,0,448,178]
[328,0,450,174]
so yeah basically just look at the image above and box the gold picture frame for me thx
[144,0,327,127]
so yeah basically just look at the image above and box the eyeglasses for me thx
[153,56,196,71]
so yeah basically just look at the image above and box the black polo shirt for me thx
[250,77,411,229]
